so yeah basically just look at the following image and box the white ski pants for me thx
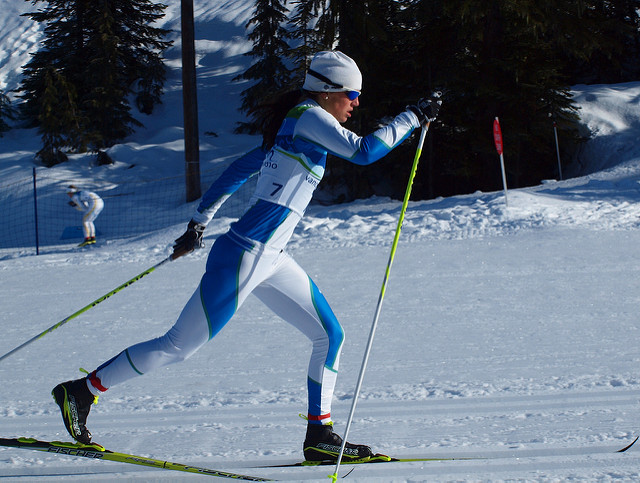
[82,198,104,238]
[89,231,344,423]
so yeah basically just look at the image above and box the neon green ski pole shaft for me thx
[379,124,429,301]
[0,255,174,363]
[330,123,430,482]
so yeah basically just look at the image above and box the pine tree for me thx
[0,90,16,136]
[394,0,585,196]
[391,0,457,199]
[238,0,638,201]
[561,0,640,83]
[287,0,331,77]
[234,0,292,135]
[82,2,138,151]
[19,0,171,158]
[35,68,79,166]
[318,0,411,201]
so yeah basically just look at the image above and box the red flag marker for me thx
[493,117,508,207]
[493,117,503,155]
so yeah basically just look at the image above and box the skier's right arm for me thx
[294,108,415,166]
[69,194,85,212]
[295,92,442,166]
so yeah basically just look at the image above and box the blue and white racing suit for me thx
[88,100,421,425]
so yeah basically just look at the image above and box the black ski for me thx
[261,452,473,467]
[262,436,638,468]
[0,437,272,481]
[3,435,635,477]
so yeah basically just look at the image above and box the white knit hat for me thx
[302,51,362,93]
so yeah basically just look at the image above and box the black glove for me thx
[172,220,206,260]
[68,201,77,207]
[407,91,443,125]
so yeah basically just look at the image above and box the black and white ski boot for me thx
[52,378,97,444]
[303,423,373,462]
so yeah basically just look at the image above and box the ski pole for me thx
[330,123,430,482]
[0,255,174,364]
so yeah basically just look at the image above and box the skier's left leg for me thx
[83,199,103,240]
[81,217,92,239]
[253,252,343,425]
[252,251,373,461]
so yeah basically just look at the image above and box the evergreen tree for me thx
[82,2,139,151]
[19,0,171,159]
[392,0,457,199]
[613,0,640,80]
[287,0,331,77]
[238,0,638,201]
[0,90,16,136]
[561,0,640,83]
[234,0,292,135]
[35,68,79,166]
[395,0,585,196]
[318,0,411,201]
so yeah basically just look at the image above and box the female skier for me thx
[53,51,441,462]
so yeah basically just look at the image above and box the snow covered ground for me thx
[2,0,640,481]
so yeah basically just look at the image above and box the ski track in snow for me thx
[2,234,640,481]
[1,391,639,481]
[2,388,640,478]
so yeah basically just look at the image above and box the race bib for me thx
[254,148,324,215]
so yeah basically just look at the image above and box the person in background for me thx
[66,185,104,247]
[53,51,441,462]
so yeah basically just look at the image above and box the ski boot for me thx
[303,423,373,462]
[52,378,97,444]
[77,237,94,247]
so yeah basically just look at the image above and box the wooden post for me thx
[181,0,201,202]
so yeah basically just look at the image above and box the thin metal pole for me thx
[553,120,563,180]
[33,167,39,255]
[499,152,509,208]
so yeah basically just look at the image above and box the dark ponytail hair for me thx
[248,89,309,150]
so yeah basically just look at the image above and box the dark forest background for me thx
[236,0,640,201]
[2,0,639,202]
